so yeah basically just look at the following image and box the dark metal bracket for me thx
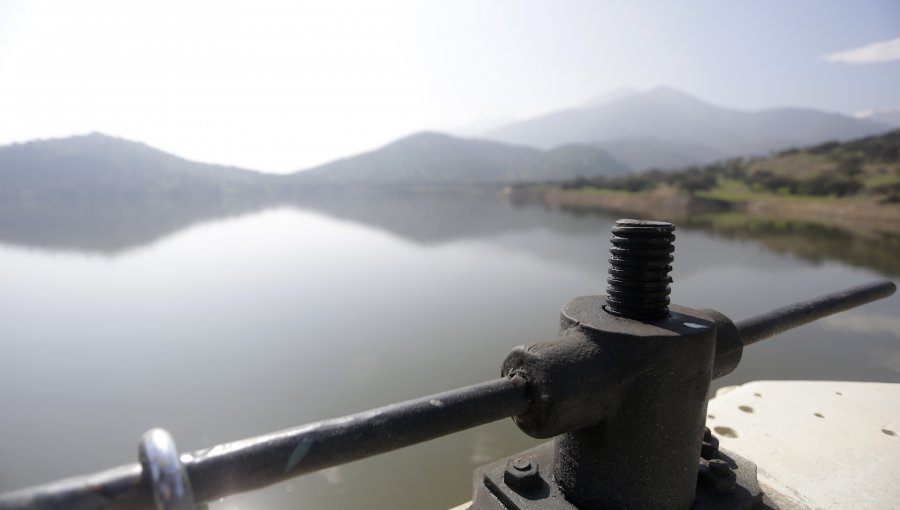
[469,443,577,510]
[467,436,765,510]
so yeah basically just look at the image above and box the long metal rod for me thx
[0,376,529,510]
[735,280,896,347]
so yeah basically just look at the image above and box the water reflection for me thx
[0,197,271,254]
[681,215,900,277]
[0,192,898,510]
[546,204,900,277]
[2,193,900,278]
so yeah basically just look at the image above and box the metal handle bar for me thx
[0,377,529,510]
[736,280,896,346]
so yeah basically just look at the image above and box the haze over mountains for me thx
[0,132,630,197]
[291,132,629,186]
[0,132,276,200]
[0,87,895,197]
[485,87,891,170]
[858,108,900,128]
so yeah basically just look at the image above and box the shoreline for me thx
[503,185,900,234]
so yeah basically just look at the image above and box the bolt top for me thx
[615,219,674,227]
[606,218,676,320]
[707,458,730,476]
[612,219,675,235]
[512,458,532,471]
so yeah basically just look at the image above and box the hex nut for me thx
[708,458,730,476]
[503,457,540,492]
[701,458,736,493]
[701,435,720,460]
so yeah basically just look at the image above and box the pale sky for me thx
[1,0,899,173]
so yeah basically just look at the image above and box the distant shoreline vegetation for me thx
[505,129,900,227]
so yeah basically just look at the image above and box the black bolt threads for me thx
[605,219,675,320]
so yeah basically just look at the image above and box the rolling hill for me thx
[0,132,276,200]
[0,132,631,198]
[289,131,630,186]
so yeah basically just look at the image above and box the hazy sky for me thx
[1,0,899,173]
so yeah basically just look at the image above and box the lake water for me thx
[1,193,898,509]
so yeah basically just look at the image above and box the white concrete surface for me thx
[707,380,900,509]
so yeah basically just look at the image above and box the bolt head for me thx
[700,431,720,460]
[702,458,737,493]
[708,458,730,476]
[504,457,540,492]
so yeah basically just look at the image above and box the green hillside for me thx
[552,129,900,204]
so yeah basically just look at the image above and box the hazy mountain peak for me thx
[395,131,456,143]
[644,85,697,99]
[4,132,160,156]
[485,87,892,169]
[582,86,640,107]
[639,86,717,110]
[69,131,127,142]
[581,85,703,110]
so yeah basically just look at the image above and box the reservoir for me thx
[1,193,898,509]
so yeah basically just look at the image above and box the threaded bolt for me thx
[605,219,675,320]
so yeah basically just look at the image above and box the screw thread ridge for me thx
[605,219,675,320]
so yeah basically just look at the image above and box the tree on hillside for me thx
[836,155,864,177]
[800,172,862,197]
[670,168,716,194]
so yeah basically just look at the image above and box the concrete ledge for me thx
[707,380,900,509]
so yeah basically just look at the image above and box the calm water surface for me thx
[1,194,898,509]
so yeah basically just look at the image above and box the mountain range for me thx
[485,87,891,170]
[0,132,630,199]
[0,87,895,196]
